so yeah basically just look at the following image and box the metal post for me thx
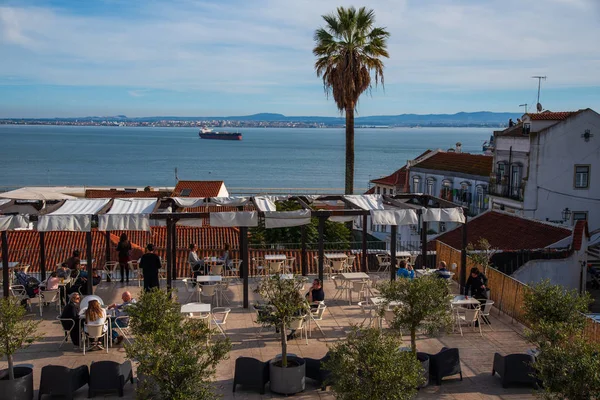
[105,231,111,264]
[166,219,172,292]
[240,226,249,309]
[421,220,428,269]
[362,214,368,273]
[318,216,325,283]
[2,232,9,298]
[171,221,178,280]
[301,225,307,276]
[390,225,397,281]
[39,232,47,282]
[460,212,469,292]
[86,231,93,295]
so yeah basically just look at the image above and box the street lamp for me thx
[561,207,571,222]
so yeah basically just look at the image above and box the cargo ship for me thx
[198,127,242,141]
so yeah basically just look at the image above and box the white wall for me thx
[524,110,600,231]
[218,184,229,197]
[512,255,582,291]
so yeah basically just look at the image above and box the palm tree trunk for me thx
[344,106,355,195]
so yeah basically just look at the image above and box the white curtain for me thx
[98,199,157,231]
[423,208,465,223]
[37,199,110,232]
[253,196,277,212]
[0,215,30,231]
[210,211,258,227]
[343,194,385,210]
[328,215,357,223]
[208,196,250,206]
[171,197,205,208]
[264,210,311,228]
[370,209,419,226]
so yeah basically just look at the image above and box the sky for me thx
[0,0,599,118]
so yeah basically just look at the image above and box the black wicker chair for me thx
[304,352,331,390]
[38,365,89,400]
[426,347,462,385]
[232,357,270,394]
[88,360,133,398]
[492,353,537,388]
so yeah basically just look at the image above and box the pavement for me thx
[2,275,537,399]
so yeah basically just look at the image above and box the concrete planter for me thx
[269,356,306,395]
[0,366,34,400]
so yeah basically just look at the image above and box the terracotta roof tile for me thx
[526,111,582,121]
[364,187,376,194]
[572,220,590,251]
[412,151,493,177]
[171,181,224,198]
[431,211,571,251]
[371,166,408,186]
[85,190,164,199]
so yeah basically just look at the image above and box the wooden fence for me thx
[436,241,600,344]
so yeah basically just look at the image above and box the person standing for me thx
[140,243,161,291]
[117,233,132,284]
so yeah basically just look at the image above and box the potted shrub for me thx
[254,274,310,394]
[0,297,40,400]
[125,289,231,399]
[325,327,424,399]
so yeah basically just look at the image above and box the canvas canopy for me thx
[98,198,157,231]
[37,199,110,232]
[370,209,419,226]
[264,209,311,228]
[423,208,465,223]
[0,215,30,231]
[210,211,258,227]
[343,194,385,210]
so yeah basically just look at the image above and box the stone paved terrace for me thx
[1,276,538,399]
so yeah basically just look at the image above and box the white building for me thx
[489,109,600,232]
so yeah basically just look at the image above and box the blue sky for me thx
[1,0,599,118]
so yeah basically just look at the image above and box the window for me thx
[389,188,394,195]
[439,222,446,232]
[573,211,588,221]
[510,163,522,197]
[440,179,452,201]
[574,165,590,189]
[180,188,192,197]
[476,185,487,209]
[496,162,507,180]
[376,187,381,194]
[383,188,387,195]
[426,177,436,196]
[412,176,421,193]
[460,181,472,203]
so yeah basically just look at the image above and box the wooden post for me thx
[2,231,9,298]
[301,225,307,276]
[362,214,368,273]
[104,231,111,264]
[86,231,93,295]
[460,212,469,292]
[39,232,47,282]
[166,219,172,292]
[171,221,178,280]
[240,226,249,309]
[421,219,428,269]
[318,216,325,283]
[390,225,397,281]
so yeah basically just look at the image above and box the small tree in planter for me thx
[125,289,231,400]
[325,327,424,400]
[378,275,452,353]
[254,274,310,394]
[467,238,497,272]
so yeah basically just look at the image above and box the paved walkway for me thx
[2,276,537,399]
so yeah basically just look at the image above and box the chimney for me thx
[455,142,462,153]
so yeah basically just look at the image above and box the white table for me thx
[264,254,287,261]
[341,272,369,281]
[196,275,222,283]
[451,295,481,306]
[324,253,348,260]
[415,268,438,277]
[181,302,211,314]
[370,297,402,307]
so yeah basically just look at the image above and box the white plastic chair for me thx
[39,289,61,317]
[331,276,347,301]
[56,316,76,349]
[113,315,133,344]
[253,257,266,277]
[9,285,31,309]
[288,316,308,345]
[211,307,231,337]
[200,284,217,305]
[348,280,368,305]
[180,278,198,303]
[358,301,378,328]
[330,260,347,275]
[283,257,295,274]
[267,261,283,274]
[479,300,494,330]
[83,322,109,354]
[216,280,231,305]
[346,255,356,271]
[456,306,482,336]
[211,264,224,276]
[309,302,327,337]
[228,259,241,278]
[103,261,119,282]
[376,254,391,273]
[128,261,141,287]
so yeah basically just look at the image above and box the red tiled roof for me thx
[371,166,408,186]
[431,211,571,251]
[171,181,224,198]
[412,151,493,177]
[526,111,582,121]
[364,187,376,194]
[85,190,164,199]
[572,220,590,251]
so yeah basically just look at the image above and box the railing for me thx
[489,182,524,201]
[436,241,600,343]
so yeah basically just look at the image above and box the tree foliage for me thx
[324,327,424,400]
[249,200,351,248]
[378,276,452,353]
[254,274,309,367]
[466,238,497,270]
[125,289,231,400]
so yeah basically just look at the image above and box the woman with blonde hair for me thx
[84,299,107,349]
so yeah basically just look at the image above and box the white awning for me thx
[37,199,110,232]
[423,208,465,223]
[0,199,11,207]
[254,196,277,212]
[0,215,30,231]
[209,196,250,206]
[210,211,258,227]
[172,197,205,208]
[328,215,357,223]
[370,209,419,226]
[343,195,385,210]
[264,210,311,228]
[98,199,157,231]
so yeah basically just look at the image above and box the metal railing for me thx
[489,182,524,201]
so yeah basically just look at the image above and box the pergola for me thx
[0,194,468,308]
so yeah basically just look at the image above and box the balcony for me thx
[489,179,524,201]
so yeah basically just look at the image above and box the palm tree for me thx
[314,6,390,195]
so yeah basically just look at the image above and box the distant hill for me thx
[2,111,521,127]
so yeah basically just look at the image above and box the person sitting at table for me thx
[64,250,81,270]
[56,263,70,278]
[396,260,415,280]
[60,293,81,347]
[221,243,231,268]
[43,271,60,291]
[140,243,161,291]
[435,261,453,279]
[108,291,137,345]
[188,243,205,280]
[305,278,325,307]
[84,299,107,350]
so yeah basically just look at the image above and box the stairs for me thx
[587,245,600,268]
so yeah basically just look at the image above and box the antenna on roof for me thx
[519,103,528,114]
[531,76,546,112]
[175,167,178,181]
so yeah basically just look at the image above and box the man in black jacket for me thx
[464,267,489,326]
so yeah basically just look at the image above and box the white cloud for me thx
[0,0,599,93]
